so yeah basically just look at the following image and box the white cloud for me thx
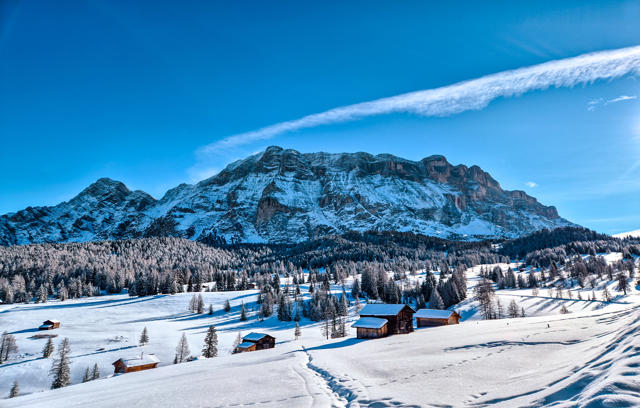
[588,94,637,111]
[605,94,637,104]
[525,181,538,188]
[198,45,640,155]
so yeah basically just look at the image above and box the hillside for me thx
[2,256,638,407]
[0,147,573,245]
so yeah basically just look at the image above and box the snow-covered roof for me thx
[243,332,272,342]
[236,342,256,349]
[352,317,388,329]
[44,319,60,323]
[115,354,160,367]
[359,304,414,316]
[415,309,455,319]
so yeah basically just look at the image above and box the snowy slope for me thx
[0,147,574,245]
[614,229,640,239]
[2,255,639,407]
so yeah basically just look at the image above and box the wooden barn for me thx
[234,332,275,353]
[358,304,415,335]
[415,309,461,327]
[38,320,60,330]
[112,354,160,374]
[352,317,389,339]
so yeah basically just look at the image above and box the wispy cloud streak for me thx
[200,46,640,155]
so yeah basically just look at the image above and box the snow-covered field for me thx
[2,257,639,407]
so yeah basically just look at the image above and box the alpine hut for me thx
[234,332,275,353]
[112,354,160,374]
[357,304,415,335]
[38,320,60,330]
[415,309,461,327]
[352,317,389,339]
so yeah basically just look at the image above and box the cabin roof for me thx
[236,342,256,349]
[359,304,414,316]
[114,354,159,367]
[352,317,388,329]
[415,309,456,319]
[43,319,60,323]
[243,332,273,342]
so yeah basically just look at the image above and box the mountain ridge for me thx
[0,146,574,245]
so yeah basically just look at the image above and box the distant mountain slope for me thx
[0,146,574,245]
[613,229,640,239]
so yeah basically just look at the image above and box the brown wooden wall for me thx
[356,325,388,339]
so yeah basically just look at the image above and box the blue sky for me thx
[1,1,639,234]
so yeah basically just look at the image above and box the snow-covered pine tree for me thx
[197,294,205,314]
[429,288,445,310]
[188,294,197,312]
[175,333,190,363]
[294,322,301,340]
[50,337,71,389]
[92,363,100,380]
[208,304,214,315]
[202,325,218,358]
[0,331,18,363]
[520,307,526,317]
[82,366,91,382]
[240,301,247,321]
[232,332,242,353]
[617,272,630,295]
[9,380,19,398]
[507,299,519,318]
[139,326,149,346]
[42,336,55,358]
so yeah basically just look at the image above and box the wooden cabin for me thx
[352,317,389,339]
[359,304,415,335]
[415,309,461,327]
[234,332,275,353]
[112,354,160,374]
[38,320,60,330]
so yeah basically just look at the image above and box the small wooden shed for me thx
[352,317,389,339]
[415,309,461,327]
[234,332,275,353]
[359,304,415,335]
[38,320,60,330]
[112,354,160,374]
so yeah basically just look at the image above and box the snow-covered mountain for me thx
[613,229,640,239]
[0,146,574,245]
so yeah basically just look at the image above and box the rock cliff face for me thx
[0,146,573,245]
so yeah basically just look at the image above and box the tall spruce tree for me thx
[50,338,71,389]
[202,325,218,358]
[92,363,100,380]
[139,327,149,346]
[294,322,301,340]
[42,337,55,358]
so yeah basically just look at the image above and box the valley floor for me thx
[2,261,640,407]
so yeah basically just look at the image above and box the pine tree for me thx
[197,294,204,314]
[139,327,149,346]
[602,285,612,302]
[617,272,630,295]
[560,304,570,314]
[175,333,190,364]
[294,322,301,340]
[507,299,519,318]
[82,366,91,383]
[92,363,100,380]
[9,380,19,398]
[202,325,218,358]
[520,307,526,318]
[0,331,18,363]
[321,316,330,340]
[208,304,214,315]
[223,299,231,312]
[42,337,55,358]
[429,288,445,310]
[240,301,247,321]
[50,338,71,389]
[232,332,242,353]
